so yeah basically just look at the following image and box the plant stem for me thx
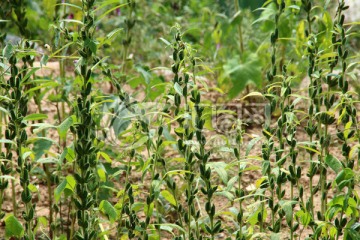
[234,0,244,54]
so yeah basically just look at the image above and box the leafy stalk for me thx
[4,42,35,239]
[72,1,100,239]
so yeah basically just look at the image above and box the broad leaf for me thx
[208,162,228,183]
[5,215,24,239]
[325,154,342,173]
[161,190,176,206]
[99,200,117,223]
[54,179,67,203]
[223,54,262,99]
[58,115,75,139]
[128,136,149,150]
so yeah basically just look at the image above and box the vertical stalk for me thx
[234,0,244,53]
[71,0,100,239]
[263,0,286,235]
[121,0,136,79]
[171,29,197,239]
[5,42,35,239]
[234,120,245,239]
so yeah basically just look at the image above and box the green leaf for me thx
[223,54,262,99]
[207,162,228,183]
[226,176,238,191]
[127,136,149,150]
[160,190,176,206]
[24,113,48,121]
[5,214,24,239]
[54,179,67,203]
[136,65,151,85]
[240,92,264,100]
[40,54,49,67]
[246,137,261,156]
[0,139,15,145]
[59,19,84,25]
[28,183,38,193]
[215,191,234,201]
[98,151,112,163]
[36,157,59,164]
[65,175,76,192]
[0,175,15,180]
[33,138,53,160]
[22,67,40,83]
[346,222,360,239]
[0,95,12,102]
[147,76,166,101]
[346,228,360,239]
[34,216,48,235]
[159,37,171,46]
[157,223,186,233]
[30,123,56,134]
[3,44,13,60]
[325,154,342,173]
[106,28,123,40]
[174,82,183,96]
[295,210,311,227]
[99,200,117,223]
[97,167,107,182]
[279,200,297,226]
[144,202,154,217]
[58,115,75,139]
[84,39,97,54]
[335,168,355,190]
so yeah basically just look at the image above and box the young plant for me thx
[71,0,101,239]
[121,0,136,78]
[171,28,199,239]
[301,0,319,222]
[232,120,247,240]
[3,42,36,239]
[262,0,286,235]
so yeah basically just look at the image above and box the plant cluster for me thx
[0,0,359,240]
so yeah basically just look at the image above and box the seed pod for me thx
[340,14,345,25]
[172,49,178,61]
[179,50,184,61]
[299,186,304,198]
[342,80,348,93]
[85,82,92,95]
[234,148,239,159]
[271,54,276,65]
[86,69,92,81]
[183,85,187,97]
[267,71,274,82]
[272,65,277,76]
[268,198,274,209]
[271,33,276,45]
[175,32,181,41]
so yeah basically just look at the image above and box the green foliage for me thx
[4,214,24,239]
[0,0,360,240]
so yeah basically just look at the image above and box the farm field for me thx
[0,0,360,240]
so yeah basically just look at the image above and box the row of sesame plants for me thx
[0,0,359,239]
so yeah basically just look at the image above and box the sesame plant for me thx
[0,0,360,240]
[1,41,40,240]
